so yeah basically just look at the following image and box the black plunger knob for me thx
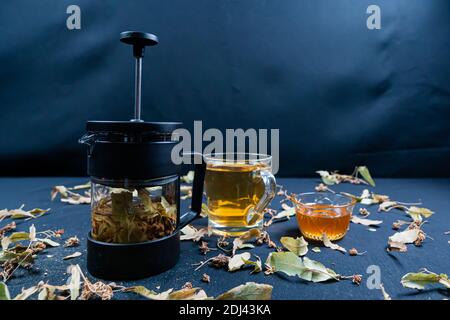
[120,31,158,58]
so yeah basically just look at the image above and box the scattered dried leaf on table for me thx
[322,234,346,254]
[38,238,60,247]
[210,254,230,269]
[0,282,10,300]
[357,166,376,187]
[315,183,330,192]
[316,171,339,185]
[216,282,272,300]
[199,241,212,255]
[238,228,261,241]
[228,252,251,272]
[401,270,450,290]
[406,206,434,221]
[180,225,208,242]
[316,166,375,186]
[359,208,370,216]
[0,222,16,238]
[61,196,91,205]
[201,273,211,283]
[352,275,362,285]
[232,238,254,256]
[312,247,321,253]
[351,216,383,227]
[388,226,425,252]
[242,255,262,274]
[64,236,80,247]
[280,236,308,256]
[378,201,399,212]
[0,205,50,221]
[265,251,339,282]
[348,248,365,256]
[379,284,391,300]
[63,251,82,260]
[13,284,40,300]
[52,185,91,205]
[67,265,81,300]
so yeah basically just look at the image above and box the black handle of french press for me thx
[179,160,206,228]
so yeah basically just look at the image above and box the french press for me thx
[79,31,204,280]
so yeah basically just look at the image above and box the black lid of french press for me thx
[86,121,182,135]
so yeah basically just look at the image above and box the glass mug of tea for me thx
[203,153,276,236]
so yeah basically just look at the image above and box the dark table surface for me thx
[1,177,449,300]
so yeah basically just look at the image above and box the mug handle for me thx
[179,160,206,228]
[248,169,276,225]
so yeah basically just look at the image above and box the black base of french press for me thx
[86,231,180,281]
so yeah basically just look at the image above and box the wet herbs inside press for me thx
[91,185,177,244]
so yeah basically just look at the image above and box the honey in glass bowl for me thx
[293,192,355,241]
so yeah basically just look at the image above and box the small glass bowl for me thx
[293,192,356,241]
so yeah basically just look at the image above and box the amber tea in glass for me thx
[294,192,355,241]
[204,153,276,236]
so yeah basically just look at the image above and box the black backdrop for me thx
[0,0,449,177]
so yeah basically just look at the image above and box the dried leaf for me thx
[29,225,36,242]
[228,252,251,271]
[232,238,254,256]
[357,166,376,187]
[0,205,50,220]
[0,222,16,238]
[0,282,10,300]
[13,285,39,300]
[379,284,391,300]
[69,182,91,190]
[378,201,399,212]
[67,265,81,300]
[312,247,321,253]
[242,255,262,274]
[280,236,308,256]
[180,225,208,242]
[401,270,450,290]
[51,186,69,201]
[348,248,366,256]
[265,251,339,282]
[64,236,80,247]
[63,251,82,260]
[406,206,434,220]
[351,216,383,226]
[322,234,346,254]
[215,282,272,300]
[315,183,329,192]
[239,228,262,241]
[38,238,60,247]
[316,171,339,185]
[169,287,208,300]
[389,228,420,244]
[201,273,211,283]
[61,196,91,205]
[273,205,296,220]
[359,208,370,216]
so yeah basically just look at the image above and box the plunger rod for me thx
[133,56,143,122]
